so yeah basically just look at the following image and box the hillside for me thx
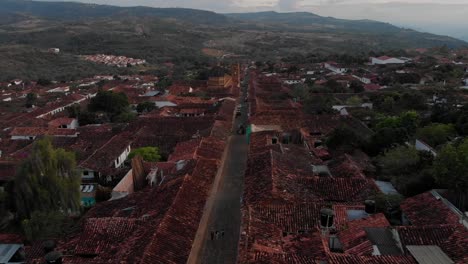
[226,11,401,34]
[0,0,228,24]
[0,0,466,81]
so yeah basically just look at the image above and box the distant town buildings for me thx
[370,56,408,65]
[48,48,60,54]
[82,54,146,67]
[324,61,347,74]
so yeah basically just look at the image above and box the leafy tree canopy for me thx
[136,102,156,113]
[88,90,129,115]
[14,138,81,220]
[378,145,420,176]
[128,147,161,162]
[432,139,468,192]
[416,123,456,147]
[346,96,363,106]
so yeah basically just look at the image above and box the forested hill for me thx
[0,0,229,24]
[226,11,402,34]
[0,0,467,81]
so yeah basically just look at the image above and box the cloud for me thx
[277,0,300,11]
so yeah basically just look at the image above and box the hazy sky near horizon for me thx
[40,0,468,40]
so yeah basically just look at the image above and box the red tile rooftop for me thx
[47,117,76,127]
[167,138,200,162]
[0,233,23,244]
[400,191,461,226]
[140,159,218,263]
[79,132,133,173]
[337,213,390,256]
[251,252,321,264]
[328,254,417,264]
[10,127,48,137]
[397,224,468,263]
[376,56,393,61]
[73,217,143,256]
[0,161,18,182]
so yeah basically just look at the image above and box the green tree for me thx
[157,77,173,91]
[380,96,395,113]
[291,84,309,101]
[77,110,97,125]
[128,147,161,162]
[112,111,136,123]
[14,138,80,220]
[136,102,156,113]
[375,111,420,135]
[399,111,420,132]
[36,78,52,86]
[88,90,129,115]
[22,211,66,241]
[378,145,420,176]
[303,95,337,115]
[66,104,81,118]
[432,139,468,192]
[350,81,364,93]
[416,123,456,147]
[25,93,37,108]
[346,96,362,106]
[366,127,408,156]
[326,127,365,152]
[376,145,436,195]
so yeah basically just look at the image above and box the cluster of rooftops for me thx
[237,71,467,264]
[0,62,466,263]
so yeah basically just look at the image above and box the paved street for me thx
[188,77,249,264]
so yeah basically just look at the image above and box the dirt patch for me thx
[202,48,224,57]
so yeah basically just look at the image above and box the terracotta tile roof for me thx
[195,137,225,161]
[244,150,274,204]
[10,127,48,136]
[333,204,366,230]
[328,154,366,178]
[440,226,468,263]
[79,132,132,173]
[210,120,231,140]
[0,233,23,244]
[140,159,218,263]
[397,224,468,263]
[242,202,328,262]
[327,254,417,264]
[0,161,17,182]
[73,217,143,255]
[249,203,327,233]
[249,131,282,155]
[245,148,377,204]
[251,252,322,264]
[400,192,461,226]
[47,117,76,127]
[397,225,457,248]
[299,177,377,202]
[337,213,390,256]
[167,139,200,162]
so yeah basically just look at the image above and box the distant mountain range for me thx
[0,0,466,81]
[0,1,465,47]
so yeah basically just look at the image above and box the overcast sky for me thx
[41,0,468,40]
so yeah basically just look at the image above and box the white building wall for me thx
[371,57,406,65]
[82,169,96,180]
[114,145,132,168]
[69,119,79,129]
[325,63,347,74]
[415,139,437,156]
[11,135,35,140]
